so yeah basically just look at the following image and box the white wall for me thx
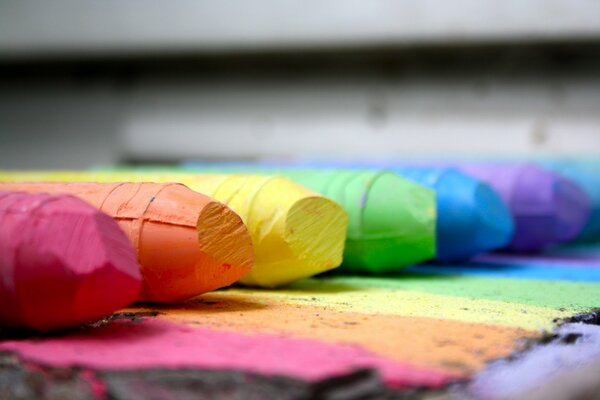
[0,1,599,167]
[1,0,599,59]
[122,63,600,161]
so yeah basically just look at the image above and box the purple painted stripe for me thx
[467,323,600,399]
[476,252,600,268]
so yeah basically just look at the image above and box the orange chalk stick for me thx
[0,182,254,303]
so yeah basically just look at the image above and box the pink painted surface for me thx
[0,318,453,389]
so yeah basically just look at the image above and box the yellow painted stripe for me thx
[219,284,571,330]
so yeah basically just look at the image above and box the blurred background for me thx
[1,0,599,169]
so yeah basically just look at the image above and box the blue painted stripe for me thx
[406,261,600,282]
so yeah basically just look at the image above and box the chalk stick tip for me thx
[0,192,142,332]
[344,171,437,272]
[137,184,254,303]
[435,170,514,261]
[237,176,347,288]
[196,199,255,278]
[509,165,592,251]
[283,196,347,278]
[472,181,515,249]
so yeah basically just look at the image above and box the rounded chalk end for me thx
[434,170,514,261]
[509,164,592,251]
[237,176,348,288]
[285,196,348,271]
[344,171,437,273]
[0,192,142,332]
[136,184,254,303]
[543,161,600,241]
[197,199,255,277]
[552,175,592,241]
[472,182,515,251]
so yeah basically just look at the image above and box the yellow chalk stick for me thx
[0,171,348,288]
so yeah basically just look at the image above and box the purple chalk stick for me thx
[457,163,592,252]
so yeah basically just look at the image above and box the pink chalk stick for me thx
[0,317,453,389]
[0,192,142,332]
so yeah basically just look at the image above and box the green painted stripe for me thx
[313,274,600,311]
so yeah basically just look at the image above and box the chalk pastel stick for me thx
[0,192,142,331]
[0,172,347,288]
[0,182,254,303]
[180,167,437,272]
[539,160,600,241]
[392,167,515,261]
[454,163,592,251]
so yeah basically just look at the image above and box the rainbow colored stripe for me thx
[2,244,599,394]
